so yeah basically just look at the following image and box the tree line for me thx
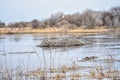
[0,6,120,29]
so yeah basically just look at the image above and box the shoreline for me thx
[0,27,118,34]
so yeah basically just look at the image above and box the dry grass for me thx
[0,27,62,34]
[68,28,109,33]
[38,38,84,47]
[0,27,110,34]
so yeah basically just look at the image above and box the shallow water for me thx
[0,33,120,79]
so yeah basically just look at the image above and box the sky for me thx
[0,0,120,23]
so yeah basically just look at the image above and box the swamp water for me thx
[0,33,120,80]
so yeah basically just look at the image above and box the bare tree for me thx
[81,9,96,28]
[2,6,120,29]
[110,6,120,28]
[103,12,113,28]
[31,19,40,28]
[0,20,5,28]
[49,12,64,26]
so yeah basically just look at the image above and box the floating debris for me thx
[82,56,98,61]
[9,51,36,54]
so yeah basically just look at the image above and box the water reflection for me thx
[0,33,120,79]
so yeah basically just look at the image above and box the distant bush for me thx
[1,6,120,29]
[0,21,5,28]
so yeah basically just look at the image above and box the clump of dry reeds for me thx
[38,38,84,47]
[55,73,66,80]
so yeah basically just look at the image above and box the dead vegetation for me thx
[0,33,120,80]
[0,54,120,80]
[37,38,84,47]
[82,56,98,61]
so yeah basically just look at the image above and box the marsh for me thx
[0,32,120,80]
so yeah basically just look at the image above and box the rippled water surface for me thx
[0,33,120,80]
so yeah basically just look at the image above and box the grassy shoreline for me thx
[0,27,117,34]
